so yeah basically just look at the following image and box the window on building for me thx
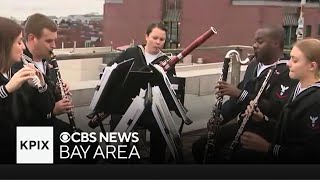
[283,25,297,48]
[162,0,181,49]
[305,25,312,37]
[252,0,319,2]
[281,0,319,2]
[85,40,92,47]
[233,0,319,4]
[164,21,180,49]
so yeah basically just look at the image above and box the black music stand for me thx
[110,84,152,145]
[150,86,184,162]
[88,58,134,132]
[88,61,190,162]
[148,64,192,126]
[125,67,191,162]
[120,66,189,123]
[167,76,186,134]
[111,84,184,162]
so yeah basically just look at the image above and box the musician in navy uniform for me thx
[12,13,97,163]
[17,13,74,124]
[0,17,53,163]
[192,26,298,163]
[106,23,175,163]
[241,38,320,163]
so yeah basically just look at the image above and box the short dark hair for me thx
[24,13,57,39]
[265,25,285,49]
[146,22,167,36]
[0,17,22,73]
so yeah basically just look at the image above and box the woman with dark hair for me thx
[241,38,320,163]
[106,22,174,163]
[0,16,53,163]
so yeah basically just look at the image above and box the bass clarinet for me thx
[202,50,255,163]
[50,52,77,131]
[203,51,231,163]
[226,67,274,160]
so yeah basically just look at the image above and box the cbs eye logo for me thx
[59,132,97,143]
[60,132,71,143]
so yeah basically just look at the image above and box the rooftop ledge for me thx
[68,62,248,107]
[232,0,320,7]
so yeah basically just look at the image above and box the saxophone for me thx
[50,52,77,131]
[203,50,254,163]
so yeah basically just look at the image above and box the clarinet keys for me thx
[21,54,43,89]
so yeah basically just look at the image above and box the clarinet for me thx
[21,54,42,89]
[50,52,77,131]
[225,67,274,160]
[203,52,231,163]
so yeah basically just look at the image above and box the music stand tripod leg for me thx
[178,120,184,135]
[97,115,106,134]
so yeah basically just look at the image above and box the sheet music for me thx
[89,58,134,112]
[151,86,183,161]
[89,63,118,111]
[150,64,192,125]
[151,64,176,92]
[113,95,145,133]
[111,89,146,146]
[106,86,183,161]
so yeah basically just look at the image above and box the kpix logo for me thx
[16,126,53,164]
[20,140,49,150]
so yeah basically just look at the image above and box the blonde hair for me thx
[294,38,320,77]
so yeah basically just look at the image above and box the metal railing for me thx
[55,45,291,86]
[55,45,255,60]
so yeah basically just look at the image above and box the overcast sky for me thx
[0,0,105,20]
